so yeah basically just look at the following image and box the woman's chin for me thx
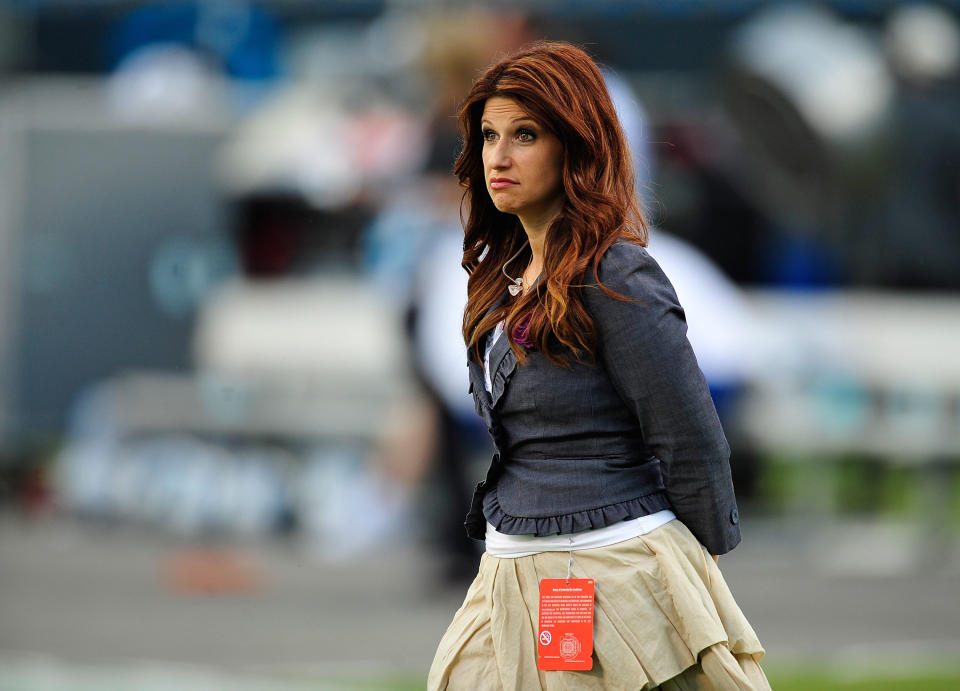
[492,200,521,215]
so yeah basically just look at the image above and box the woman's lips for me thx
[490,178,518,190]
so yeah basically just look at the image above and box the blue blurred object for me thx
[708,381,742,421]
[761,231,843,290]
[110,1,280,81]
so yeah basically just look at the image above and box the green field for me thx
[765,666,960,691]
[771,676,960,691]
[341,664,960,691]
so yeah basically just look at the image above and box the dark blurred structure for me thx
[721,3,960,289]
[232,195,371,277]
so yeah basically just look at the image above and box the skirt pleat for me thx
[490,557,542,690]
[658,643,769,691]
[428,519,769,691]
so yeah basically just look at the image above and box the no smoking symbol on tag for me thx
[539,631,552,646]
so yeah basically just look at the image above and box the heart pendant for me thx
[508,282,522,296]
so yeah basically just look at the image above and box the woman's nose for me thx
[488,140,511,168]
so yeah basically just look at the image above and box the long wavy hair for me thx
[456,41,648,367]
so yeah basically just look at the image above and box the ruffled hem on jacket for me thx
[483,487,673,537]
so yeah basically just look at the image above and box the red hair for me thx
[456,41,648,367]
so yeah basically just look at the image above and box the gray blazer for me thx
[465,240,741,555]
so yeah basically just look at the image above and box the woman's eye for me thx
[482,129,497,142]
[517,129,536,142]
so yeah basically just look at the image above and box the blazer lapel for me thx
[486,274,543,406]
[467,359,489,407]
[467,288,510,409]
[483,286,523,408]
[487,335,518,408]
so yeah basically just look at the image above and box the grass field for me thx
[342,666,960,690]
[383,671,960,690]
[770,675,960,691]
[763,664,960,691]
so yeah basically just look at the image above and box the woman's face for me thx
[480,96,564,228]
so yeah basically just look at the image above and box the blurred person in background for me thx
[428,42,768,690]
[364,10,532,583]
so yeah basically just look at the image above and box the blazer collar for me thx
[467,288,509,364]
[467,287,510,408]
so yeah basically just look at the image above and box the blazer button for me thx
[730,508,739,525]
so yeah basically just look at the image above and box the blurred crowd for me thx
[0,0,959,585]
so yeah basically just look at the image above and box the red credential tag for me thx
[537,578,595,671]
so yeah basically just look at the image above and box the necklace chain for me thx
[501,240,529,297]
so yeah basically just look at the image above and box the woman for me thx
[428,41,769,690]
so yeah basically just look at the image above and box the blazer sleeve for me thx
[583,241,741,555]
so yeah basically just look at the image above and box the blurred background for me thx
[0,1,959,689]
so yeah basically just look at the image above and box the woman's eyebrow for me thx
[480,117,538,128]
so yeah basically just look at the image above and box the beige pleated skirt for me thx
[428,519,769,690]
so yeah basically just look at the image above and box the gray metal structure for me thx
[0,78,233,459]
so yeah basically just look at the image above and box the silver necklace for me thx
[501,241,529,296]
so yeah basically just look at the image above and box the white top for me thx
[485,510,677,558]
[483,320,506,392]
[480,320,677,558]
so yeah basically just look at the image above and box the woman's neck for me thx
[523,231,545,286]
[518,207,560,286]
